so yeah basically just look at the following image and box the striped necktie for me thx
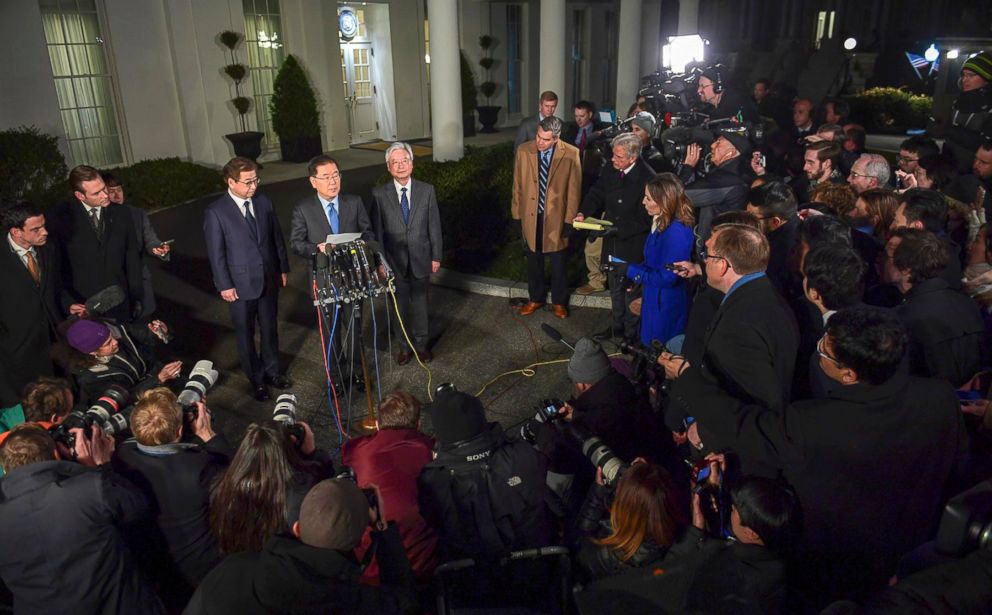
[538,149,551,215]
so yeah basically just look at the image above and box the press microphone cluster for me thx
[311,239,393,305]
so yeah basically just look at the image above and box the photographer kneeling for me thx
[64,318,182,405]
[187,478,418,614]
[112,388,231,609]
[0,424,165,614]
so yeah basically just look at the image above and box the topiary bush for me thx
[847,87,932,131]
[270,54,322,161]
[0,126,68,205]
[460,50,478,113]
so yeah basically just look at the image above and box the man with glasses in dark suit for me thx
[204,157,290,401]
[370,143,442,365]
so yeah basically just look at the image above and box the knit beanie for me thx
[631,112,656,136]
[429,390,486,448]
[568,338,611,384]
[66,319,110,354]
[962,51,992,82]
[298,479,370,551]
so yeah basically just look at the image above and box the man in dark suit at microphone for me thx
[290,155,375,388]
[204,157,290,402]
[371,142,442,365]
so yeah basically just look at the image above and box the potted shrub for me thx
[219,30,264,161]
[460,50,477,137]
[270,55,322,162]
[476,35,501,133]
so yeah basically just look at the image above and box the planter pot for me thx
[477,106,501,133]
[279,134,323,162]
[224,131,265,162]
[463,112,476,138]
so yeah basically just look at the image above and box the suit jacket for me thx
[48,200,142,315]
[289,193,375,260]
[0,241,65,406]
[370,180,442,279]
[580,158,656,263]
[514,114,541,149]
[512,142,582,253]
[203,192,289,301]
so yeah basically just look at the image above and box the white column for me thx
[678,0,699,35]
[538,0,566,109]
[427,0,463,161]
[640,0,662,76]
[615,0,642,112]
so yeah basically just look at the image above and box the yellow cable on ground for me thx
[389,288,434,401]
[474,352,622,398]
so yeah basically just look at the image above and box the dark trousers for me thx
[392,275,430,352]
[229,280,280,386]
[526,248,568,305]
[608,268,640,339]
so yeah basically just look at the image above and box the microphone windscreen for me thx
[541,323,563,342]
[85,285,126,315]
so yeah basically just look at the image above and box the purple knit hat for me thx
[67,320,111,354]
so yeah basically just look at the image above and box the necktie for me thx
[244,200,258,242]
[326,200,339,235]
[578,128,587,153]
[400,187,410,225]
[89,208,102,241]
[24,250,40,285]
[618,170,625,181]
[538,150,550,215]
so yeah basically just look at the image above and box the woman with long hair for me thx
[210,420,332,553]
[850,188,897,241]
[575,462,687,582]
[623,173,695,347]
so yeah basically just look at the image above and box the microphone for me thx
[85,285,125,315]
[540,323,575,351]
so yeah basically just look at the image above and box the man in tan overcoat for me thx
[511,116,582,318]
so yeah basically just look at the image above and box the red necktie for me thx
[579,129,587,152]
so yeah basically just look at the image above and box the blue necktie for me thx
[538,150,550,215]
[244,200,258,242]
[400,187,410,225]
[326,200,338,234]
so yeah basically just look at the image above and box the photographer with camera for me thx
[187,478,418,614]
[63,317,182,406]
[695,64,761,126]
[111,388,231,608]
[0,423,166,614]
[681,132,752,248]
[210,412,334,555]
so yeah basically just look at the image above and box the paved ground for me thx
[148,162,609,453]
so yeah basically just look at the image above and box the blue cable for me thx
[325,295,344,445]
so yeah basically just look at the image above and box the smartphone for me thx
[665,263,687,273]
[159,239,175,246]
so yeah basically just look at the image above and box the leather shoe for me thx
[265,374,292,389]
[593,326,622,341]
[417,350,433,364]
[518,301,545,316]
[551,304,568,319]
[576,284,605,295]
[253,385,270,401]
[397,350,412,366]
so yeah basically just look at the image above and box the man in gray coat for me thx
[371,142,442,364]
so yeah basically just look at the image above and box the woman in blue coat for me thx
[624,173,696,347]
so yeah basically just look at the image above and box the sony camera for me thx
[50,384,133,450]
[177,360,219,421]
[272,393,307,445]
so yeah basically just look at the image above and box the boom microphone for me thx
[541,324,575,351]
[85,285,126,315]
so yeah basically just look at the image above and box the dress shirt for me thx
[227,190,255,218]
[6,233,35,268]
[393,179,412,203]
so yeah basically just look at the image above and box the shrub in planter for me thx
[460,51,478,137]
[219,30,264,160]
[270,54,323,162]
[847,87,932,131]
[0,126,68,205]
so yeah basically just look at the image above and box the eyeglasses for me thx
[896,155,919,163]
[312,173,341,182]
[388,158,412,167]
[236,178,261,187]
[699,249,727,264]
[816,335,844,367]
[848,171,875,180]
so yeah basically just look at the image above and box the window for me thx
[506,4,523,114]
[570,9,586,105]
[243,0,286,147]
[39,0,125,166]
[602,10,618,107]
[814,10,836,50]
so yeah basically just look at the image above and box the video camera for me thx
[50,384,133,450]
[272,393,306,445]
[659,118,764,168]
[177,360,219,421]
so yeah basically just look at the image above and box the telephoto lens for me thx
[581,435,629,486]
[272,394,306,444]
[177,360,219,420]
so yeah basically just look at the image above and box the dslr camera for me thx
[50,384,133,450]
[177,360,219,421]
[272,393,306,446]
[520,398,565,444]
[336,465,379,512]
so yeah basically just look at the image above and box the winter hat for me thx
[962,51,992,82]
[430,389,486,448]
[66,319,110,354]
[721,131,753,157]
[631,112,656,136]
[298,479,370,551]
[568,338,611,384]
